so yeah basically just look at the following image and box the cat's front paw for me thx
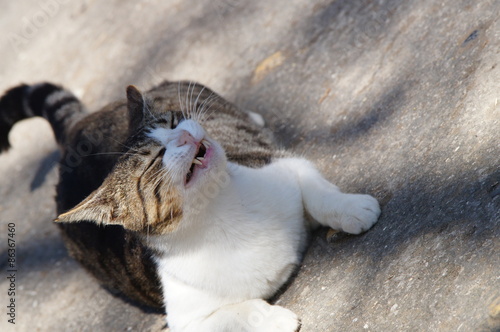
[247,301,300,332]
[337,194,380,234]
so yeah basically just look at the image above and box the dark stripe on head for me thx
[137,151,163,229]
[154,179,163,223]
[137,175,149,230]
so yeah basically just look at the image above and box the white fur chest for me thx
[152,162,309,301]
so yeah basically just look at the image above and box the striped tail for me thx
[0,83,87,152]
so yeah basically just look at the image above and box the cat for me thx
[0,81,380,331]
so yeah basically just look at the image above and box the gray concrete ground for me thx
[0,0,498,331]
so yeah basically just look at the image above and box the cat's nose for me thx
[177,130,196,147]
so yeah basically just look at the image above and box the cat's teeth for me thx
[201,139,211,148]
[196,157,205,161]
[192,159,203,165]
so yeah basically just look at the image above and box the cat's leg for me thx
[163,276,300,332]
[178,299,300,332]
[278,158,380,234]
[167,299,300,332]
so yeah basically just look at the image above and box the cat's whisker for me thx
[177,81,187,120]
[153,170,171,189]
[189,82,198,120]
[193,94,210,123]
[164,165,182,185]
[137,88,158,121]
[143,101,158,121]
[183,82,189,118]
[101,134,145,154]
[197,93,219,123]
[192,96,203,123]
[185,81,194,120]
[146,168,164,184]
[85,152,143,157]
[201,104,220,123]
[192,86,207,123]
[144,166,169,187]
[146,161,184,192]
[194,91,212,123]
[201,103,218,122]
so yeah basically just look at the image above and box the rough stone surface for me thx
[0,0,498,331]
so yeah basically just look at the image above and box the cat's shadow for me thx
[30,150,60,191]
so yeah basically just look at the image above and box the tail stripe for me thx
[45,95,81,142]
[28,83,61,117]
[0,84,29,125]
[0,82,87,151]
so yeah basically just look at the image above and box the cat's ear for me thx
[55,179,143,231]
[127,85,145,133]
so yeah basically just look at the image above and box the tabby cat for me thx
[0,81,380,332]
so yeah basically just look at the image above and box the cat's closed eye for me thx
[152,112,184,130]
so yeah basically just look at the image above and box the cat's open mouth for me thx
[185,139,211,185]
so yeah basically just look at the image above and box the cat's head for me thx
[56,85,228,235]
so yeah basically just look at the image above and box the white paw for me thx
[247,302,300,332]
[338,194,380,234]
